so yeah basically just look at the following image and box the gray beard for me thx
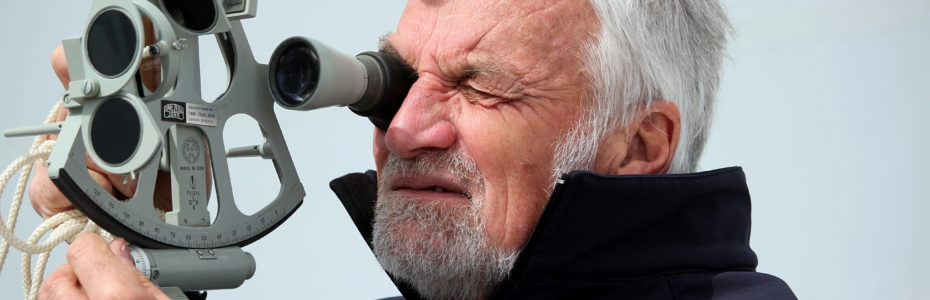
[551,118,601,184]
[372,120,597,299]
[373,149,518,300]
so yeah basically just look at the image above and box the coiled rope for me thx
[0,101,113,300]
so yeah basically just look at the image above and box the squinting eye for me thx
[460,86,496,101]
[458,85,518,108]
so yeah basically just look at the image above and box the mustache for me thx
[380,148,483,198]
[373,149,515,300]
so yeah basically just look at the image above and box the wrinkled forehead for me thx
[391,0,598,74]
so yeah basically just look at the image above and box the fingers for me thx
[136,270,170,300]
[29,163,72,219]
[30,163,115,219]
[110,239,172,300]
[34,45,145,218]
[48,45,69,140]
[46,235,170,300]
[51,45,70,89]
[53,106,68,125]
[84,155,140,199]
[39,265,89,300]
[67,234,153,300]
[29,45,76,220]
[39,44,176,216]
[108,238,135,266]
[153,170,174,212]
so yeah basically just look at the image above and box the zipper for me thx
[550,173,570,201]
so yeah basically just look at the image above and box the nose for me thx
[383,80,456,159]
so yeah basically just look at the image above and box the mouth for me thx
[390,176,471,200]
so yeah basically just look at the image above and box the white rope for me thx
[0,101,113,300]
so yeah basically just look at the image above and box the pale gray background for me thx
[1,0,928,299]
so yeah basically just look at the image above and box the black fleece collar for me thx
[329,167,758,299]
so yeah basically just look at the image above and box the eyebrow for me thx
[378,36,416,73]
[377,35,512,84]
[464,63,505,78]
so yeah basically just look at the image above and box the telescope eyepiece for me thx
[268,37,416,130]
[269,37,367,111]
[271,39,320,107]
[351,51,416,130]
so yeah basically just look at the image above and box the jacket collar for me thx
[329,167,758,299]
[493,167,758,297]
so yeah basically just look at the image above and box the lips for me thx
[390,175,470,200]
[425,186,457,193]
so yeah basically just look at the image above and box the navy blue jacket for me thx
[329,167,796,300]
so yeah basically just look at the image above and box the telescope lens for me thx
[87,9,137,77]
[163,0,217,32]
[90,97,141,165]
[272,41,319,106]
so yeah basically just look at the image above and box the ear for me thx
[600,101,681,175]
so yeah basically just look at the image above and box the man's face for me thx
[372,0,597,296]
[375,0,597,254]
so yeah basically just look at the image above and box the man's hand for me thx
[29,45,172,219]
[39,234,170,300]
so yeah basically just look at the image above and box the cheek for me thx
[456,101,576,250]
[373,129,388,174]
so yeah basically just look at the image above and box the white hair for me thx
[555,0,731,175]
[372,2,733,298]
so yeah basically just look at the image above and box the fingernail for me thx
[113,239,134,266]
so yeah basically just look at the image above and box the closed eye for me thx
[461,86,513,107]
[460,85,495,100]
[458,80,521,108]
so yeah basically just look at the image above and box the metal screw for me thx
[172,38,188,50]
[196,250,204,255]
[143,45,160,58]
[208,249,215,255]
[82,80,98,97]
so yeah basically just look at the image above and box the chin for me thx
[372,190,517,300]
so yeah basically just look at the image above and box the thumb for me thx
[109,238,173,300]
[68,234,152,299]
[108,238,136,267]
[51,45,70,89]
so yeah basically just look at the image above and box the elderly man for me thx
[33,0,796,299]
